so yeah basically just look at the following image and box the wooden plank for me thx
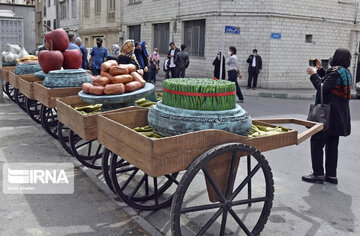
[297,123,323,144]
[8,71,19,88]
[18,75,42,99]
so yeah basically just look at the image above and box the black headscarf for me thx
[330,48,352,68]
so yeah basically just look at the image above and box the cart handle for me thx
[254,118,323,145]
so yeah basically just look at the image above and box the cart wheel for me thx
[171,143,274,236]
[4,82,16,102]
[69,131,103,169]
[14,89,27,111]
[57,122,73,156]
[107,148,179,211]
[2,80,6,93]
[101,148,117,193]
[25,98,42,124]
[40,105,59,139]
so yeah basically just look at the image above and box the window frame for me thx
[153,23,170,55]
[107,0,115,21]
[84,0,90,17]
[95,0,101,15]
[183,19,206,57]
[128,25,141,43]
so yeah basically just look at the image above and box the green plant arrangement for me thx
[162,78,236,111]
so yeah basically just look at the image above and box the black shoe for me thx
[326,176,338,185]
[302,174,325,184]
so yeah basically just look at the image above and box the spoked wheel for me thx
[2,80,6,93]
[57,122,73,156]
[102,148,117,193]
[4,82,16,102]
[40,105,59,139]
[171,143,274,236]
[106,148,179,211]
[25,98,42,124]
[69,131,103,169]
[14,89,27,111]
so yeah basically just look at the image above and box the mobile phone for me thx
[309,60,316,67]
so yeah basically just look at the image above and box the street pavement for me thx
[0,96,157,236]
[0,88,359,235]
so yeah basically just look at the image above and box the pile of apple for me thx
[82,60,146,96]
[38,28,82,73]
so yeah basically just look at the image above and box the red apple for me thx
[45,28,69,52]
[62,49,82,69]
[38,50,64,73]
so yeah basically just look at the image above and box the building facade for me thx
[42,0,56,33]
[121,0,360,89]
[78,0,122,50]
[58,0,80,36]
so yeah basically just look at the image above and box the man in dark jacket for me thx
[75,37,88,69]
[246,49,262,89]
[167,42,180,78]
[175,44,190,78]
[302,48,352,185]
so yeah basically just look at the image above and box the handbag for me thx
[307,83,331,131]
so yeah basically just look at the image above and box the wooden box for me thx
[97,109,321,178]
[34,82,82,108]
[18,75,43,99]
[8,71,19,88]
[0,66,16,82]
[56,96,144,141]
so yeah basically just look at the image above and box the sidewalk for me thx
[0,95,160,236]
[153,77,359,100]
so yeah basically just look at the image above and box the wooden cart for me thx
[33,82,82,139]
[97,108,322,236]
[56,95,144,170]
[0,66,16,100]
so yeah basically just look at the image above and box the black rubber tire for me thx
[69,131,103,169]
[40,105,59,139]
[25,98,42,124]
[57,122,73,156]
[14,89,27,111]
[171,143,274,236]
[4,82,16,102]
[107,148,179,211]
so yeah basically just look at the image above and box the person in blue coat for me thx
[75,37,88,69]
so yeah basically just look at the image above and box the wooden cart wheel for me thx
[69,131,103,169]
[2,80,6,93]
[25,98,42,124]
[171,143,274,236]
[4,82,16,102]
[107,148,179,211]
[40,105,59,139]
[57,122,73,156]
[14,89,27,111]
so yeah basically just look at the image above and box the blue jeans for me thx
[228,70,244,100]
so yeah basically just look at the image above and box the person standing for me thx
[89,38,108,76]
[149,48,160,83]
[212,52,225,80]
[175,44,190,78]
[302,48,352,185]
[163,58,170,79]
[226,46,244,102]
[75,37,88,70]
[67,34,80,51]
[167,42,180,78]
[134,42,149,81]
[106,44,120,61]
[246,49,262,90]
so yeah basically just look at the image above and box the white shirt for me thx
[226,55,239,71]
[252,56,256,67]
[169,49,176,68]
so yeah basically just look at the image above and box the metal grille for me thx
[0,18,24,50]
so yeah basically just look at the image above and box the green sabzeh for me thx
[162,78,236,111]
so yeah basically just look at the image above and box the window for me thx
[84,0,90,17]
[305,34,313,43]
[72,0,77,18]
[53,19,56,29]
[95,0,101,15]
[153,23,169,54]
[48,0,50,7]
[184,20,205,57]
[60,2,66,19]
[47,20,51,28]
[129,0,142,4]
[43,4,46,16]
[128,25,141,42]
[108,0,115,21]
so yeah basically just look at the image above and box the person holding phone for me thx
[226,46,244,102]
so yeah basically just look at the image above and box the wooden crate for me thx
[0,66,16,82]
[97,109,322,178]
[56,96,146,141]
[8,71,19,88]
[34,82,82,108]
[18,75,43,99]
